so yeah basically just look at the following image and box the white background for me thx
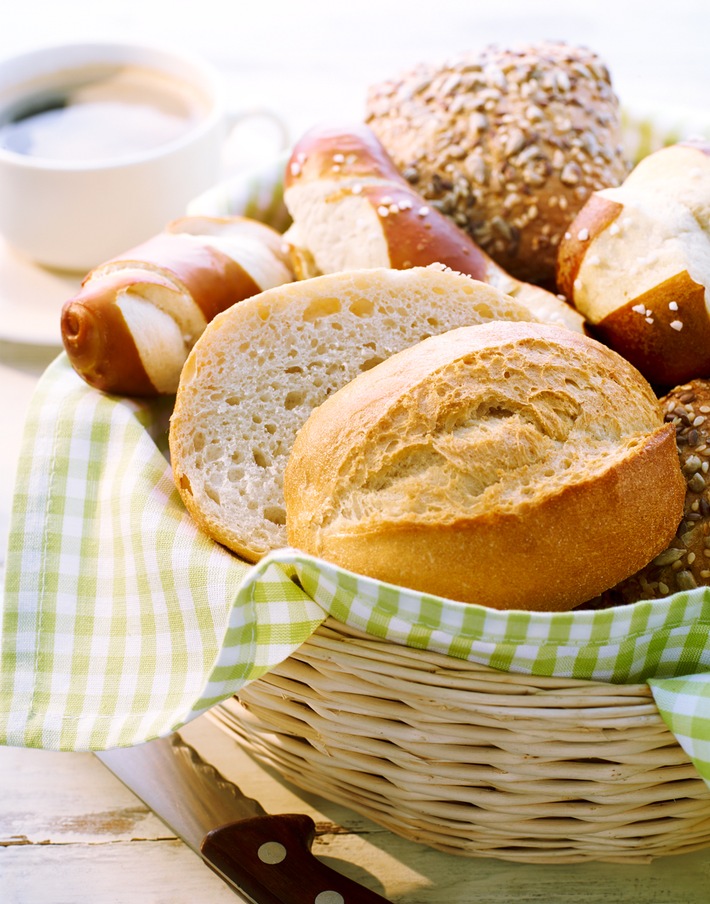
[1,0,709,149]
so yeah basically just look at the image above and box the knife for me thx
[96,718,394,904]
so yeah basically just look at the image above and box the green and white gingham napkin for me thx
[2,353,710,788]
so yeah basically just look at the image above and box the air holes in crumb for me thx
[264,506,286,526]
[360,356,384,372]
[285,365,303,374]
[303,297,341,322]
[179,475,192,494]
[349,296,374,317]
[205,484,220,504]
[265,423,277,435]
[193,433,205,452]
[253,450,269,468]
[285,390,305,410]
[225,396,240,406]
[427,317,440,327]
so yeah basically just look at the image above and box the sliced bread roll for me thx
[284,320,685,611]
[169,265,535,561]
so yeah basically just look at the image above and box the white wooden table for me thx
[2,3,710,901]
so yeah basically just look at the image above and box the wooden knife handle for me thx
[201,812,394,903]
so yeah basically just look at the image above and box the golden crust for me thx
[285,321,685,611]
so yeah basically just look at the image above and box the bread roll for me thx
[283,123,585,333]
[557,141,710,387]
[169,266,536,562]
[365,41,629,286]
[284,321,685,611]
[584,379,710,608]
[61,215,293,396]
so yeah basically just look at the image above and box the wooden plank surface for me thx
[3,715,710,903]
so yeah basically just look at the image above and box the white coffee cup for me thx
[0,40,287,272]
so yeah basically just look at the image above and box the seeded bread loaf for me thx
[365,41,630,286]
[284,321,685,611]
[557,141,710,387]
[169,266,536,561]
[283,123,585,333]
[584,379,710,608]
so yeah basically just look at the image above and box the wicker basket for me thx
[212,617,710,865]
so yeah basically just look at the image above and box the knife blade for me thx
[96,718,394,904]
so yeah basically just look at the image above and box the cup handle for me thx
[221,108,290,173]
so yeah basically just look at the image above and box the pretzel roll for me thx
[557,141,710,387]
[61,216,293,396]
[365,41,630,286]
[284,123,585,334]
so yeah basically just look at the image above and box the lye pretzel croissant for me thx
[557,141,710,386]
[61,215,294,396]
[283,123,585,334]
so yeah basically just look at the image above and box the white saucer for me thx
[0,236,81,348]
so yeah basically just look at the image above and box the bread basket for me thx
[185,106,710,865]
[205,617,709,865]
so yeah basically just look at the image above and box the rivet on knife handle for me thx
[201,812,394,904]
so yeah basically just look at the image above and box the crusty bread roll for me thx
[584,379,710,608]
[365,41,630,286]
[61,215,293,396]
[284,123,585,333]
[169,266,536,562]
[284,321,685,612]
[557,141,710,387]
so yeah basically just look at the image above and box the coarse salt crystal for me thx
[669,301,679,311]
[670,320,684,331]
[632,303,646,314]
[577,228,590,241]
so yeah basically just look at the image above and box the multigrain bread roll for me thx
[169,266,536,561]
[365,41,630,286]
[283,123,585,333]
[61,215,293,396]
[284,321,685,611]
[557,141,710,387]
[584,379,710,608]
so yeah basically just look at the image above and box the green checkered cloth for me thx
[3,355,710,787]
